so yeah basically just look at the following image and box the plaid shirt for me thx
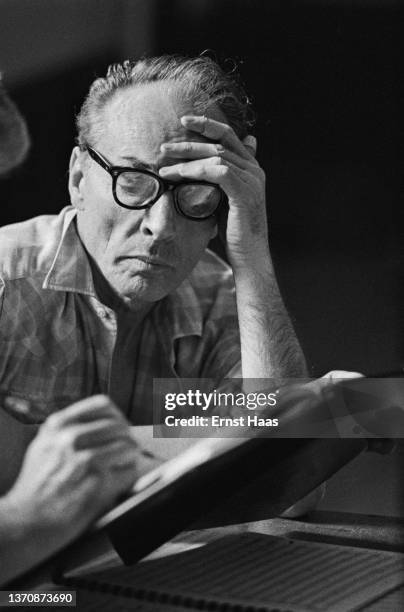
[0,207,241,424]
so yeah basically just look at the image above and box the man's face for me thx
[70,83,220,310]
[0,82,30,175]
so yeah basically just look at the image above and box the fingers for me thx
[46,395,125,428]
[62,419,134,450]
[83,439,139,499]
[84,438,138,470]
[181,115,254,160]
[161,141,225,159]
[160,141,256,171]
[321,370,364,380]
[159,156,245,192]
[306,370,364,395]
[40,394,137,461]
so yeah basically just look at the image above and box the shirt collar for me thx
[42,207,97,297]
[42,206,203,338]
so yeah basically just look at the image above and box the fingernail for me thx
[181,115,196,125]
[244,135,257,148]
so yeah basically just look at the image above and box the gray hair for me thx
[76,54,255,147]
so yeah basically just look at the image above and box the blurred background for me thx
[0,0,402,378]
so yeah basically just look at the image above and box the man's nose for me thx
[140,191,177,240]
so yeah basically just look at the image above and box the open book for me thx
[67,374,404,567]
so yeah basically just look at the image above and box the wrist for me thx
[0,494,28,541]
[0,494,65,586]
[229,244,273,275]
[0,490,74,567]
[0,491,66,548]
[231,252,275,284]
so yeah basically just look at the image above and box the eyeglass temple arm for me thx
[85,146,111,173]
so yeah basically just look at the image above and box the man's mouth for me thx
[125,255,174,269]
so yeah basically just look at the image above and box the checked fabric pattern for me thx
[0,207,241,424]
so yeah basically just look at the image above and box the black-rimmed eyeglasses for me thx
[84,146,225,221]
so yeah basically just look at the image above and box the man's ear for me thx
[68,146,86,210]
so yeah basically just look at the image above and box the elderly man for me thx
[0,55,308,583]
[0,55,306,425]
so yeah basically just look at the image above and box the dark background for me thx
[0,0,402,377]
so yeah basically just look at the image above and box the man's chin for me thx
[113,274,173,307]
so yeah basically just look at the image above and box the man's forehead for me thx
[98,82,227,163]
[107,85,185,133]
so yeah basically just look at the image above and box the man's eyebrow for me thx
[119,155,153,170]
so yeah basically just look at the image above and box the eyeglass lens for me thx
[176,184,221,218]
[116,172,160,206]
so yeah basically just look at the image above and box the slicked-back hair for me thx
[76,55,255,148]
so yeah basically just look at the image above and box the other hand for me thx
[4,395,138,547]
